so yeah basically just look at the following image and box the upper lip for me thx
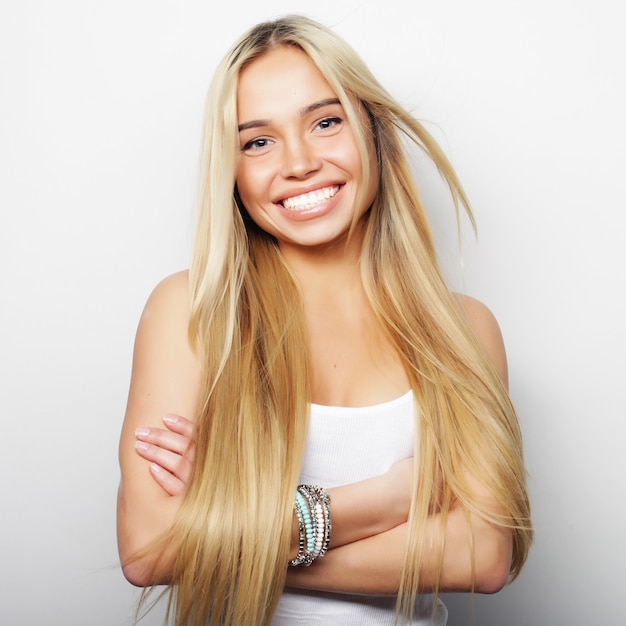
[274,182,343,205]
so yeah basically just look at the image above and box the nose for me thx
[280,135,321,179]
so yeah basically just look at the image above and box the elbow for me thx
[121,560,153,588]
[117,506,174,586]
[473,531,512,594]
[119,544,159,587]
[474,562,510,594]
[118,538,172,588]
[118,532,156,587]
[121,555,171,588]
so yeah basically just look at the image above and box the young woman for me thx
[117,14,533,626]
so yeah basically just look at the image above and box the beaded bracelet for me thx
[310,485,332,558]
[289,484,331,567]
[297,486,320,565]
[297,489,316,560]
[289,493,307,567]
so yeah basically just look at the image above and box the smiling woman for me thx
[236,48,378,249]
[116,14,532,626]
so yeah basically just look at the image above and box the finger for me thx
[148,463,187,497]
[162,414,194,438]
[183,439,196,464]
[135,441,193,484]
[135,426,191,456]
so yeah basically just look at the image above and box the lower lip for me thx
[276,186,342,222]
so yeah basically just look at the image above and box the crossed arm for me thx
[134,413,511,594]
[117,272,512,593]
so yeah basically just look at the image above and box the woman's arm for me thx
[286,471,513,595]
[116,270,202,587]
[140,421,511,595]
[291,289,517,594]
[135,293,514,594]
[285,295,514,594]
[136,418,414,556]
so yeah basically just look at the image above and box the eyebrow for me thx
[237,98,341,132]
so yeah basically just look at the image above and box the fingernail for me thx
[163,415,178,425]
[135,441,149,451]
[135,427,150,437]
[150,463,162,473]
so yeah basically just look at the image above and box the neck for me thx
[278,226,365,291]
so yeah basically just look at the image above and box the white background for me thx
[1,1,624,624]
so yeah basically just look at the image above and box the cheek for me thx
[235,172,272,231]
[235,168,256,214]
[236,160,272,209]
[339,136,370,188]
[328,135,362,169]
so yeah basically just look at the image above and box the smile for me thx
[281,185,340,211]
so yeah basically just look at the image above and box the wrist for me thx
[289,485,332,568]
[323,471,407,550]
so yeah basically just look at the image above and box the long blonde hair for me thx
[154,14,532,625]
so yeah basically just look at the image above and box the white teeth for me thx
[282,185,339,211]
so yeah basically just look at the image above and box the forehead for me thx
[237,46,337,122]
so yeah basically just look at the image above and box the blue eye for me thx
[317,117,343,131]
[242,137,272,152]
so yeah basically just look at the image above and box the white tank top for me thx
[272,391,448,625]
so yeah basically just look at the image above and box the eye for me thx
[241,137,274,153]
[316,117,343,132]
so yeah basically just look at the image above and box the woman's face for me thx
[235,46,378,251]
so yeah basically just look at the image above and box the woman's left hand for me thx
[134,414,195,496]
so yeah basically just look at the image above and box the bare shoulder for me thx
[453,293,509,387]
[131,270,194,368]
[453,293,501,338]
[124,269,201,429]
[141,269,190,322]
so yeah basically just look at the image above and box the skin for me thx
[236,46,379,256]
[117,46,513,594]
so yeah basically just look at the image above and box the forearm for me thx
[289,456,413,560]
[286,506,512,595]
[289,471,409,559]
